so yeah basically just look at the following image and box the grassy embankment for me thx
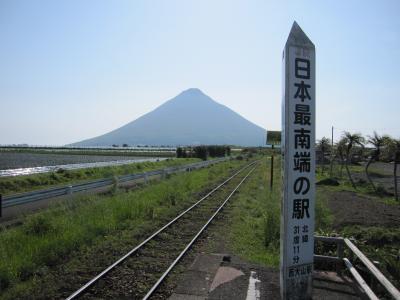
[0,156,250,298]
[0,158,199,196]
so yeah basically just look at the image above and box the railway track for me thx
[66,160,259,300]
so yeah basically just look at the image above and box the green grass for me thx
[228,156,280,267]
[0,157,246,295]
[0,158,199,195]
[315,189,334,233]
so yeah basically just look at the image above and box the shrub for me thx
[176,147,183,158]
[0,269,10,290]
[56,168,66,174]
[49,173,60,181]
[375,184,388,196]
[24,215,54,236]
[316,178,340,186]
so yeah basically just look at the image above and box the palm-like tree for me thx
[317,137,331,175]
[335,138,347,178]
[365,132,386,192]
[384,137,400,201]
[343,132,365,189]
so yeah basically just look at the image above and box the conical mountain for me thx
[73,88,266,146]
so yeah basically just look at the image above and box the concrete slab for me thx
[313,271,361,299]
[189,254,224,273]
[169,254,225,299]
[173,270,212,297]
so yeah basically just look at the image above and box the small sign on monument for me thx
[281,22,316,300]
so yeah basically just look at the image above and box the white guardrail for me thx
[0,157,229,212]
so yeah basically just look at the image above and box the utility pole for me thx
[266,130,281,191]
[330,126,334,177]
[270,144,274,190]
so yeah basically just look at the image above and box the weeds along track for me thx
[66,160,259,300]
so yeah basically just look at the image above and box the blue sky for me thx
[1,0,399,145]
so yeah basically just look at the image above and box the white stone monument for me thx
[281,21,315,300]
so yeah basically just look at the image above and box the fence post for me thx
[337,242,344,275]
[67,186,73,195]
[144,172,148,184]
[0,194,2,218]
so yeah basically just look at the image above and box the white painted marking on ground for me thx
[246,271,261,300]
[209,266,244,292]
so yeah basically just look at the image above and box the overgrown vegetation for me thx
[0,158,246,297]
[341,226,400,287]
[0,158,199,195]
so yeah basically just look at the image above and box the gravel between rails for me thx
[70,163,257,300]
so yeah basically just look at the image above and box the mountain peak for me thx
[171,88,213,105]
[180,88,205,97]
[183,87,203,93]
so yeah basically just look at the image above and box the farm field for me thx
[0,151,164,170]
[0,147,176,158]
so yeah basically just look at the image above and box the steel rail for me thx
[66,159,258,300]
[2,157,228,209]
[142,163,258,300]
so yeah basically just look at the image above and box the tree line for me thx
[176,145,231,160]
[317,131,400,201]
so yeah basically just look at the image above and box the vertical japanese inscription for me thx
[281,22,315,300]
